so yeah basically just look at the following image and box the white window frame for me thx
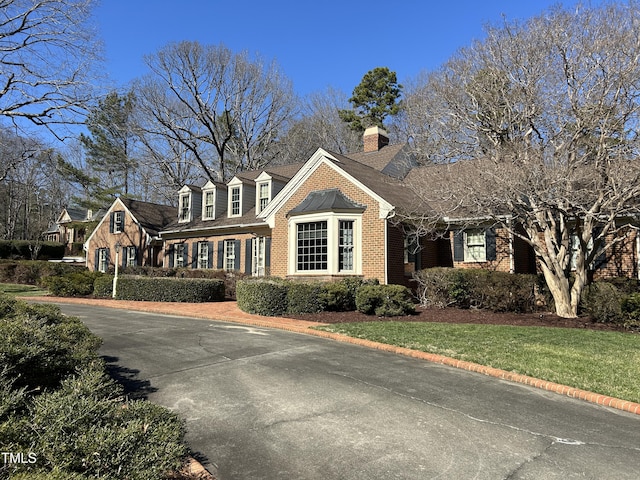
[198,242,209,269]
[224,239,236,271]
[125,246,136,267]
[257,182,270,213]
[464,229,487,263]
[252,236,267,276]
[113,211,124,233]
[287,212,362,276]
[229,186,241,217]
[179,193,191,222]
[203,190,215,220]
[98,248,109,273]
[174,243,185,268]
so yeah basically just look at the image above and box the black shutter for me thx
[245,239,253,274]
[133,246,139,266]
[182,243,189,268]
[207,242,214,269]
[192,242,198,268]
[453,230,464,262]
[265,238,271,274]
[168,244,174,268]
[486,228,496,261]
[217,241,224,269]
[234,240,241,271]
[121,246,127,268]
[94,249,99,272]
[109,212,115,233]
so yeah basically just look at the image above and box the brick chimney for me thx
[363,126,389,152]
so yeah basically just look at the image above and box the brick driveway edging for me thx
[30,296,640,417]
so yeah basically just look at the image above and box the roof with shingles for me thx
[119,198,176,237]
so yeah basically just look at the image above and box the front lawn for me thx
[317,322,640,403]
[0,282,49,296]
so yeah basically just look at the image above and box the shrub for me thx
[93,274,114,298]
[43,271,102,297]
[0,241,64,260]
[17,367,186,480]
[580,281,624,323]
[0,297,102,391]
[236,278,289,316]
[114,276,225,302]
[321,282,351,311]
[287,282,326,314]
[356,284,415,317]
[621,293,640,330]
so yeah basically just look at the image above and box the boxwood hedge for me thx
[236,278,289,316]
[114,276,225,302]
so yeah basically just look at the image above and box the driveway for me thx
[53,302,640,480]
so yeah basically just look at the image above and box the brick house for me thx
[85,197,174,272]
[85,127,640,283]
[46,207,105,257]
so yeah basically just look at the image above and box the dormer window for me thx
[230,186,241,217]
[203,190,215,220]
[179,193,190,222]
[258,182,270,213]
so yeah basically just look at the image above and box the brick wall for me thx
[270,162,389,283]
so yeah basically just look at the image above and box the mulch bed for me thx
[286,306,633,333]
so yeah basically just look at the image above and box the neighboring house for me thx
[84,126,640,283]
[47,207,105,256]
[84,198,175,272]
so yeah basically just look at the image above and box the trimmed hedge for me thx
[0,260,83,285]
[0,240,65,260]
[287,282,326,314]
[114,276,225,302]
[41,271,103,297]
[236,278,289,316]
[355,284,416,317]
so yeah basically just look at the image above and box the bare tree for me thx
[402,2,640,318]
[134,42,296,181]
[275,87,362,164]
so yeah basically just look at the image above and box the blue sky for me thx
[94,0,602,97]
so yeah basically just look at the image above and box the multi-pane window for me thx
[179,194,190,222]
[113,211,124,233]
[252,236,266,276]
[230,187,241,216]
[174,243,185,268]
[224,240,236,271]
[465,229,486,262]
[98,248,109,272]
[258,183,269,212]
[297,221,328,271]
[338,220,354,271]
[204,191,215,219]
[198,242,209,269]
[125,246,136,267]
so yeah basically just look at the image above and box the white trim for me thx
[259,149,394,227]
[287,211,362,276]
[202,187,216,220]
[227,181,242,218]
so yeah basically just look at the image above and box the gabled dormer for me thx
[254,171,288,214]
[226,176,255,218]
[201,180,227,220]
[178,185,202,223]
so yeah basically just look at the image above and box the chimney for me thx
[363,126,389,152]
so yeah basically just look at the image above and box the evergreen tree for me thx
[339,67,402,132]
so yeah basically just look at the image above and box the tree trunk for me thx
[540,265,578,318]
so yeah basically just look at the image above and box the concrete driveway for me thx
[54,302,640,480]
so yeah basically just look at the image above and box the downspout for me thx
[384,210,397,285]
[508,216,515,274]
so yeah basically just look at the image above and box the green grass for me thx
[0,282,50,296]
[316,322,640,403]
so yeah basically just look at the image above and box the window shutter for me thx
[592,227,606,270]
[453,231,464,262]
[121,246,127,268]
[168,244,174,268]
[192,242,198,268]
[486,228,496,261]
[106,248,110,267]
[207,242,214,269]
[217,241,224,269]
[133,246,139,266]
[234,240,241,271]
[183,243,189,267]
[265,237,271,273]
[245,239,253,274]
[109,212,115,233]
[94,249,99,272]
